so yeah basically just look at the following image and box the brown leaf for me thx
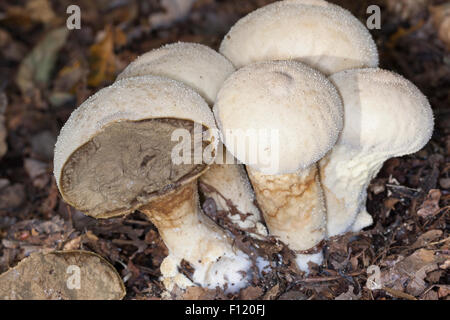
[384,198,400,210]
[386,0,429,20]
[425,270,443,283]
[439,178,450,190]
[430,3,450,50]
[406,263,437,296]
[262,284,280,300]
[335,286,361,300]
[382,287,417,300]
[422,289,439,300]
[63,236,82,251]
[278,290,307,300]
[181,286,216,300]
[381,249,449,297]
[0,93,7,159]
[24,158,49,189]
[240,286,263,300]
[438,285,450,298]
[16,28,68,94]
[0,183,25,209]
[0,251,125,300]
[25,0,56,25]
[88,26,116,87]
[149,0,197,29]
[0,28,27,62]
[440,260,450,270]
[412,230,443,249]
[417,189,441,218]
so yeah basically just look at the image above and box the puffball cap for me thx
[117,42,235,104]
[213,60,343,174]
[220,0,379,75]
[329,68,434,156]
[54,76,218,192]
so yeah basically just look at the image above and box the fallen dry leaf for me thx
[381,249,449,297]
[25,0,56,25]
[278,290,307,300]
[0,92,7,159]
[386,0,429,20]
[0,183,25,209]
[24,158,49,188]
[430,3,450,50]
[240,286,264,300]
[0,251,125,300]
[384,197,401,211]
[16,27,68,94]
[412,230,444,249]
[335,286,361,300]
[417,189,442,218]
[149,0,197,29]
[180,286,216,300]
[263,283,280,300]
[437,285,450,298]
[88,26,116,87]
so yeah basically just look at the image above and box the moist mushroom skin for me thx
[214,61,344,271]
[54,76,252,292]
[117,42,267,237]
[247,166,326,270]
[320,68,434,237]
[220,0,379,75]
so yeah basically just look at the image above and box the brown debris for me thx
[430,3,450,50]
[417,189,442,218]
[381,249,449,297]
[0,251,125,300]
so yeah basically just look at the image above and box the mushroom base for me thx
[60,118,209,218]
[319,145,384,237]
[140,181,252,293]
[295,252,324,274]
[247,165,326,270]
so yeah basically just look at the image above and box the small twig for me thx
[124,219,151,226]
[300,271,363,283]
[385,184,421,192]
[382,287,418,300]
[427,236,450,246]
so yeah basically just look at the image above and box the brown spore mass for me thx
[61,118,209,218]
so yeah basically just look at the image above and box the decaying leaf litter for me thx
[0,0,448,300]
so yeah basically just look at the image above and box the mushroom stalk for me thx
[213,61,343,272]
[247,165,326,270]
[321,68,434,237]
[199,148,267,237]
[319,146,384,236]
[140,181,251,291]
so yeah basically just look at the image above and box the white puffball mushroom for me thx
[117,42,267,238]
[214,60,344,271]
[54,76,252,293]
[117,42,234,105]
[220,0,379,75]
[321,68,434,237]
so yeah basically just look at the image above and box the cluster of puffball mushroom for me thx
[54,0,434,293]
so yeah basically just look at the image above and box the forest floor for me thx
[0,0,448,300]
